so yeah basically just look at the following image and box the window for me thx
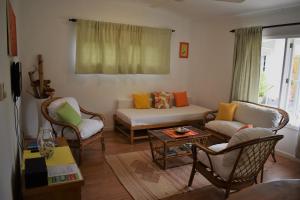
[259,37,300,128]
[75,20,171,74]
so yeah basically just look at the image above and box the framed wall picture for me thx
[7,0,18,56]
[179,42,189,58]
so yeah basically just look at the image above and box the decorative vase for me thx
[37,128,55,159]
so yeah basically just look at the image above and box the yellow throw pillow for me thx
[216,102,237,121]
[133,93,150,109]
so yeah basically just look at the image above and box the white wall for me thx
[0,0,20,199]
[189,17,237,109]
[19,0,192,136]
[237,6,300,38]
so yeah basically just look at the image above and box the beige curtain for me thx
[231,26,262,102]
[75,20,171,74]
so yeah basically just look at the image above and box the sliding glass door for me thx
[259,37,300,128]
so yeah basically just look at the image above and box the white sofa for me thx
[204,101,289,139]
[114,98,211,144]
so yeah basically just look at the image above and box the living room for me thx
[1,0,300,199]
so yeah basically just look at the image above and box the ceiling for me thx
[123,0,300,18]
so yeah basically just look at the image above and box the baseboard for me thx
[275,150,300,163]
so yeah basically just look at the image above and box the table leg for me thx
[163,143,167,170]
[148,134,155,161]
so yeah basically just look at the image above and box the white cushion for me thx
[48,97,81,121]
[223,128,274,167]
[116,105,211,126]
[63,119,104,140]
[197,143,233,180]
[233,101,281,128]
[205,120,245,137]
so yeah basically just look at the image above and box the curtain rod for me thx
[69,18,176,32]
[230,22,300,33]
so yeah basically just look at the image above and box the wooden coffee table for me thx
[148,126,210,170]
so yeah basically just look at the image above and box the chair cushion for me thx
[215,102,237,121]
[197,143,233,180]
[56,102,81,126]
[233,101,281,128]
[48,97,81,121]
[63,119,104,140]
[205,120,245,137]
[223,128,274,167]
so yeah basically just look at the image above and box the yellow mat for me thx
[22,146,75,169]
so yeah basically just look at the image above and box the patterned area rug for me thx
[105,151,210,200]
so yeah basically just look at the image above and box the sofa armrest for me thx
[203,110,218,124]
[271,111,289,133]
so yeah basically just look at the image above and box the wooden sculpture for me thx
[28,54,55,98]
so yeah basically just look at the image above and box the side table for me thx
[22,137,84,200]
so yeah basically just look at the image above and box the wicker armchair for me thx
[41,97,105,164]
[203,101,289,162]
[188,133,283,198]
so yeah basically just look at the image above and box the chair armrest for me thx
[192,142,220,155]
[80,106,105,124]
[46,118,81,141]
[192,142,220,172]
[203,110,218,124]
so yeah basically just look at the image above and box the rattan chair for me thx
[188,134,283,198]
[41,97,105,164]
[203,101,289,162]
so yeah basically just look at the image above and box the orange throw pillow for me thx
[237,124,253,132]
[173,91,189,107]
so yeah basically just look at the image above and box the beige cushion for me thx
[223,128,274,167]
[116,105,211,126]
[233,101,281,128]
[197,143,233,180]
[63,119,104,140]
[205,120,245,137]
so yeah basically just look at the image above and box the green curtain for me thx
[75,20,171,74]
[231,26,262,102]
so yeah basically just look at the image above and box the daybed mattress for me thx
[116,105,211,126]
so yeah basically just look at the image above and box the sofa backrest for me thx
[233,101,281,128]
[117,96,193,109]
